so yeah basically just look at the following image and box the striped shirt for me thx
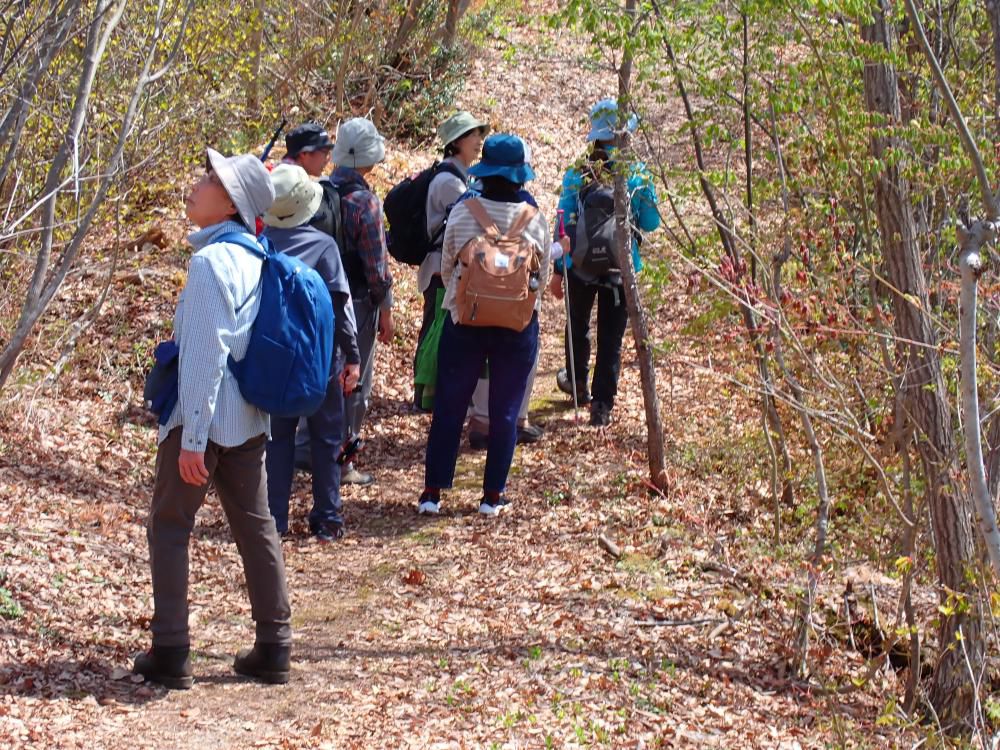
[440,198,551,324]
[158,221,269,449]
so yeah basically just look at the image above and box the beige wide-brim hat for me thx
[206,148,274,229]
[437,111,489,147]
[263,164,323,228]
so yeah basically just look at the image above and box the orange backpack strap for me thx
[503,205,538,241]
[463,198,501,237]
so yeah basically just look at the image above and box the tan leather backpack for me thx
[455,198,541,332]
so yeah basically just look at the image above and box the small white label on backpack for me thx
[495,253,510,269]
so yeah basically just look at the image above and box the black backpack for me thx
[383,161,465,266]
[310,177,364,286]
[571,176,619,283]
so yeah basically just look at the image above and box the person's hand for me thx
[549,273,564,300]
[178,449,208,486]
[341,363,361,394]
[559,236,571,256]
[377,308,394,344]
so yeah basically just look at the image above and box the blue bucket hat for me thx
[468,134,535,184]
[587,98,639,143]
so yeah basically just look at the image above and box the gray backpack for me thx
[571,178,619,282]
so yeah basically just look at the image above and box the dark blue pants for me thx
[425,313,539,494]
[266,360,345,533]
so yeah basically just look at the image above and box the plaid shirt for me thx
[330,166,393,309]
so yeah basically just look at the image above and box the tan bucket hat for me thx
[263,164,323,228]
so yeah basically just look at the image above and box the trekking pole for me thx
[260,111,293,162]
[557,209,580,423]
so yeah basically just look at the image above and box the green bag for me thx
[414,288,447,410]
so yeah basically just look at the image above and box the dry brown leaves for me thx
[0,6,915,749]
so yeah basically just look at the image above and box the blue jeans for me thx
[425,313,539,494]
[266,360,345,533]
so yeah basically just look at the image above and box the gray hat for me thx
[206,148,274,229]
[331,118,386,169]
[263,164,323,228]
[437,111,488,147]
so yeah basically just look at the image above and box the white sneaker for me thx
[478,496,510,516]
[417,496,440,515]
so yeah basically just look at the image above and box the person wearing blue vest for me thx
[262,164,361,542]
[549,99,660,426]
[133,149,292,690]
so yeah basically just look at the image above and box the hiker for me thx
[464,179,545,450]
[317,117,394,486]
[417,134,550,517]
[281,122,334,177]
[411,111,487,410]
[549,99,660,426]
[262,164,361,541]
[134,149,292,689]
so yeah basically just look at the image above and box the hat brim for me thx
[262,179,323,229]
[587,114,639,143]
[467,162,535,184]
[290,142,334,156]
[207,148,256,229]
[441,120,490,147]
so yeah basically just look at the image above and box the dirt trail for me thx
[0,9,892,750]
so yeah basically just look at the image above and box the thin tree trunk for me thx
[957,225,1000,577]
[986,0,1000,136]
[614,0,667,491]
[442,0,470,48]
[862,2,981,727]
[246,0,265,114]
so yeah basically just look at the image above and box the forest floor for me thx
[0,7,922,750]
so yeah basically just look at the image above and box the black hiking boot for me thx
[556,368,591,405]
[233,642,291,685]
[132,645,193,690]
[590,400,612,427]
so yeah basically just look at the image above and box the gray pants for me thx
[345,295,379,440]
[147,428,291,647]
[468,349,539,433]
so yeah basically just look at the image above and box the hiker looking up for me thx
[329,117,394,486]
[417,134,550,517]
[549,98,660,426]
[412,111,487,411]
[134,149,292,690]
[262,164,361,542]
[282,122,334,177]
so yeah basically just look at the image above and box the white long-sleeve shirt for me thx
[440,197,550,324]
[158,220,269,449]
[417,157,469,294]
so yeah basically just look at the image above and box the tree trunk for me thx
[862,2,981,728]
[957,224,1000,577]
[442,0,471,48]
[986,0,1000,136]
[246,0,265,114]
[614,0,668,491]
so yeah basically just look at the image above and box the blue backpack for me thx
[218,232,335,418]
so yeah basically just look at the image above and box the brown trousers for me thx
[147,428,291,647]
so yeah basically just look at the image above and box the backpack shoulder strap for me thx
[216,231,268,259]
[435,161,466,182]
[463,198,501,237]
[503,205,538,241]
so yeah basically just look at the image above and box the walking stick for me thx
[557,210,580,423]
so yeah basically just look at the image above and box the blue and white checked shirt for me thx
[158,221,269,449]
